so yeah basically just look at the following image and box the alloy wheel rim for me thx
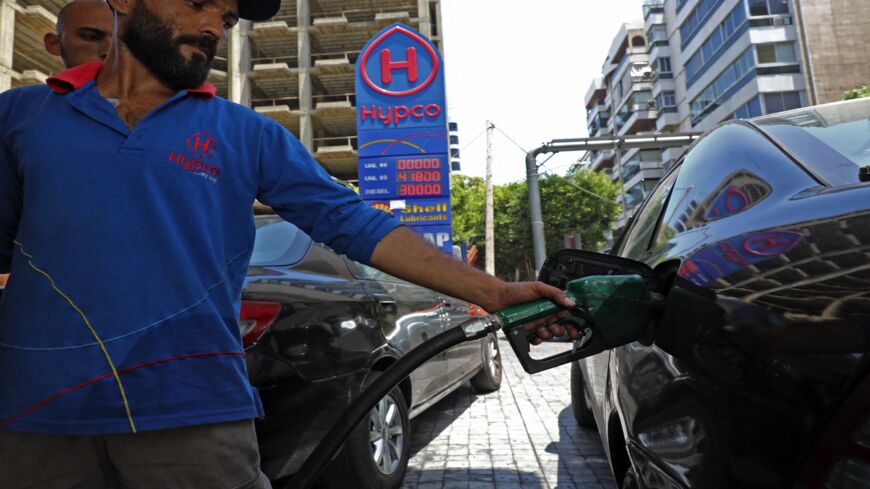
[369,394,404,475]
[487,336,500,377]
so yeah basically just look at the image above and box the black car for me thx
[242,215,503,488]
[560,98,870,488]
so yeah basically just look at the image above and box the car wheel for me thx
[470,333,502,392]
[570,361,596,427]
[321,386,411,489]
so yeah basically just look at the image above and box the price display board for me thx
[359,155,450,199]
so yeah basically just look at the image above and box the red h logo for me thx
[742,231,803,256]
[380,47,418,85]
[359,25,440,97]
[186,132,217,158]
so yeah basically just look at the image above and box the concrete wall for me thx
[794,0,870,104]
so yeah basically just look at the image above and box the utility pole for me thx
[485,121,495,276]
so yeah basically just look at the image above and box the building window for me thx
[763,92,802,114]
[656,91,677,111]
[756,42,796,63]
[690,48,756,124]
[731,96,763,119]
[679,0,726,49]
[656,56,672,75]
[685,3,748,86]
[648,25,668,44]
[632,36,646,47]
[748,0,789,16]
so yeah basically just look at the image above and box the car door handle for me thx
[373,294,397,314]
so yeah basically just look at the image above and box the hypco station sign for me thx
[356,23,453,253]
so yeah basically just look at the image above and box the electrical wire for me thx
[492,125,529,154]
[459,127,487,153]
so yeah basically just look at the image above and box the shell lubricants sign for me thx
[356,23,452,254]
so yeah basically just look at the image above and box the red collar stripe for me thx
[46,61,217,99]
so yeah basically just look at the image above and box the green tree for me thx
[450,174,486,244]
[843,85,870,100]
[450,168,621,281]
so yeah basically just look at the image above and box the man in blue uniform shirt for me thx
[0,0,577,487]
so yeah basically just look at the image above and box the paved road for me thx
[402,338,617,489]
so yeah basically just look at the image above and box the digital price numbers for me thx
[359,155,449,199]
[396,158,444,196]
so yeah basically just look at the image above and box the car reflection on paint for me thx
[240,215,503,489]
[558,98,870,489]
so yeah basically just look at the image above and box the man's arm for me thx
[370,227,578,341]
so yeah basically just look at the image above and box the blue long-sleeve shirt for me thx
[0,61,401,435]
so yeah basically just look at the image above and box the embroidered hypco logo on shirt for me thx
[167,132,222,183]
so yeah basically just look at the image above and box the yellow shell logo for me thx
[369,202,394,214]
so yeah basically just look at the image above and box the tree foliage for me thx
[843,85,870,100]
[451,166,621,281]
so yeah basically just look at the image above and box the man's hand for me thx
[370,227,583,345]
[487,281,581,345]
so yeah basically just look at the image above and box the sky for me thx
[440,0,645,184]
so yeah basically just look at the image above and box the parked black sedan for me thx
[241,215,502,489]
[561,98,870,488]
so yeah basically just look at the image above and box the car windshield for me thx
[752,98,870,186]
[250,216,312,266]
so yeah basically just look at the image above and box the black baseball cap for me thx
[239,0,281,21]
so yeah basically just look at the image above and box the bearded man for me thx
[0,1,577,487]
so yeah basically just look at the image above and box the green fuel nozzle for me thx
[464,275,664,374]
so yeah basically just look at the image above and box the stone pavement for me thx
[402,338,617,489]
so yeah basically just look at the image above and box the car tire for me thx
[470,334,502,392]
[321,386,411,489]
[570,361,596,428]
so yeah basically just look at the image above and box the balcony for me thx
[249,21,298,59]
[616,104,657,136]
[312,51,356,96]
[11,3,64,77]
[590,149,616,172]
[314,136,358,181]
[586,102,608,123]
[313,93,355,138]
[656,108,681,132]
[623,162,664,191]
[587,111,611,134]
[254,103,301,138]
[643,0,665,19]
[249,59,300,101]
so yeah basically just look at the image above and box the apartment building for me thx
[646,0,870,134]
[585,0,870,232]
[584,22,663,230]
[0,0,444,181]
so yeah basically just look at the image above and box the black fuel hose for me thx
[284,325,470,489]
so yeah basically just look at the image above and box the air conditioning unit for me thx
[642,68,654,79]
[647,99,657,108]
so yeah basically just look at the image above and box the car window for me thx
[753,97,870,186]
[250,216,312,266]
[618,169,679,260]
